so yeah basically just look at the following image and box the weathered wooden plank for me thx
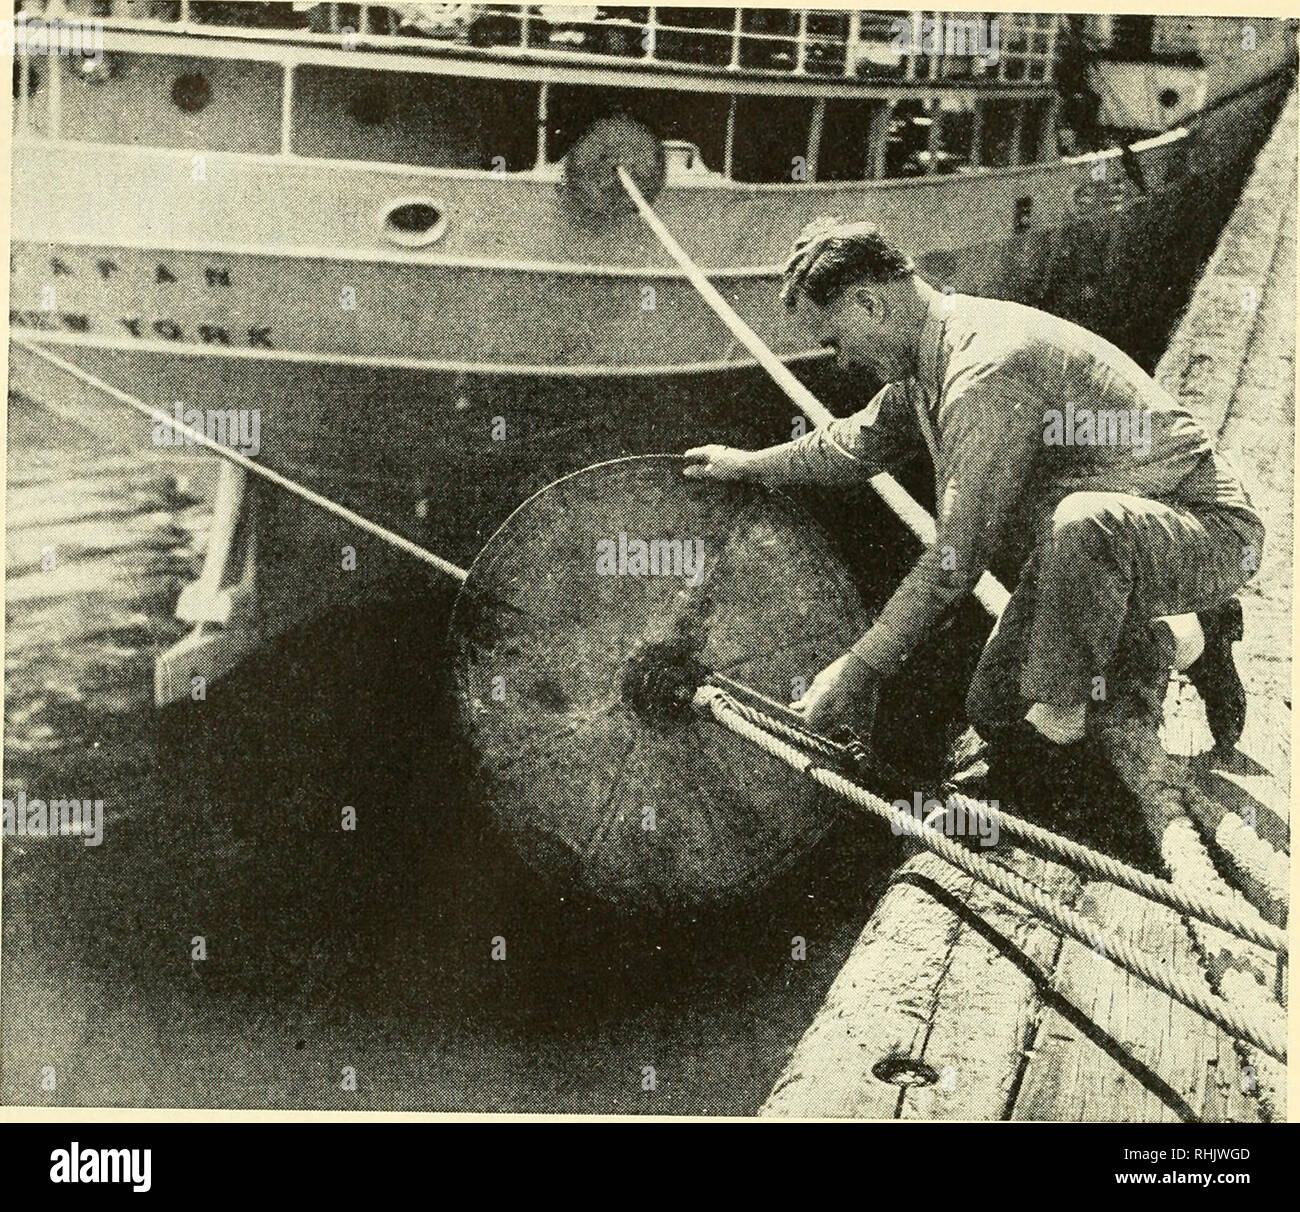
[1005,82,1294,1126]
[766,86,1295,1124]
[898,851,1079,1120]
[760,851,975,1119]
[1010,881,1230,1122]
[761,847,1078,1120]
[1163,817,1287,1120]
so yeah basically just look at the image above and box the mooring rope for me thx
[10,336,472,585]
[694,685,1287,1063]
[1201,800,1290,907]
[711,687,1286,955]
[615,165,1290,939]
[16,334,1285,1055]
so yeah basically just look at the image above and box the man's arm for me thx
[686,381,922,488]
[849,361,1044,678]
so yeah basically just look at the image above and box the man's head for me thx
[781,218,932,380]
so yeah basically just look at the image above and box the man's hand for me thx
[683,445,753,482]
[792,649,881,740]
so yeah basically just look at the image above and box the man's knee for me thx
[1047,492,1131,561]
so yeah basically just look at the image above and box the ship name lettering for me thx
[115,315,272,349]
[11,309,58,331]
[10,309,90,333]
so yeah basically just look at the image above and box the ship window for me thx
[190,2,310,29]
[738,9,798,72]
[852,13,909,80]
[295,68,533,171]
[56,53,282,152]
[654,8,736,68]
[349,83,391,127]
[522,6,649,57]
[1111,16,1156,58]
[979,101,1019,168]
[1018,101,1046,165]
[804,11,851,76]
[547,85,728,176]
[730,96,816,183]
[107,1,181,18]
[936,106,975,173]
[817,100,874,182]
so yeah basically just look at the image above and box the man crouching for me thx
[684,218,1262,848]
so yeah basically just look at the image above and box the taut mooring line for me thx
[11,335,471,585]
[694,685,1287,1063]
[707,685,1287,954]
[616,164,1011,620]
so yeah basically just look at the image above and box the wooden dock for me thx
[762,88,1295,1122]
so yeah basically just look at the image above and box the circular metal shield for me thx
[450,456,871,912]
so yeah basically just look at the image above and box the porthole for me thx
[172,71,211,113]
[1159,88,1181,109]
[379,198,448,248]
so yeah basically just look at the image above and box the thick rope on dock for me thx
[694,686,1287,1063]
[1211,812,1289,903]
[1163,816,1287,1118]
[948,787,1286,952]
[1186,792,1291,910]
[714,690,1287,954]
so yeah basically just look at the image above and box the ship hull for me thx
[7,69,1292,702]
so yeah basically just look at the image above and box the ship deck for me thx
[761,85,1296,1122]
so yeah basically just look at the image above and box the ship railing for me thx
[17,3,1060,85]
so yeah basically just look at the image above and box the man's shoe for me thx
[1185,596,1247,751]
[942,726,990,793]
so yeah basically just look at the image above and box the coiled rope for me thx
[693,684,1287,1063]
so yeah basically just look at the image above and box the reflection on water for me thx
[4,392,212,793]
